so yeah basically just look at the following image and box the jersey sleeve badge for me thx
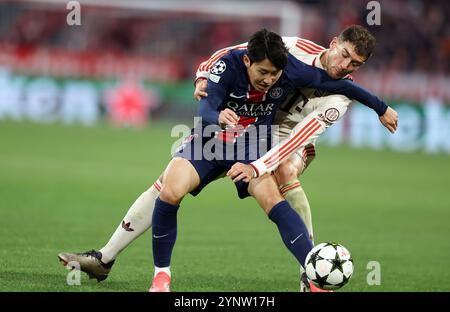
[210,60,227,75]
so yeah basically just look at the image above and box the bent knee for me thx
[159,186,185,205]
[274,161,300,184]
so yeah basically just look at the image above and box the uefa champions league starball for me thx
[305,242,354,290]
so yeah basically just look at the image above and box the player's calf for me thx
[249,174,313,267]
[274,152,314,242]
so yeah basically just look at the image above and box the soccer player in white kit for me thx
[58,25,397,291]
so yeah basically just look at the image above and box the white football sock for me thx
[280,181,314,243]
[154,266,171,278]
[99,181,161,264]
[281,181,314,282]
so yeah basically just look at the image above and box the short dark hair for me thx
[247,28,288,70]
[338,25,376,60]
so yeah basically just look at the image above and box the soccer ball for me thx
[305,242,354,290]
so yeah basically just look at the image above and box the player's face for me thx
[243,55,283,92]
[325,38,366,79]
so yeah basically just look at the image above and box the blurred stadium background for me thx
[0,0,449,291]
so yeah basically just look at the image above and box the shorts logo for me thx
[324,108,340,122]
[270,87,283,99]
[210,60,226,75]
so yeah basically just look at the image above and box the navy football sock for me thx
[268,200,314,267]
[152,198,179,268]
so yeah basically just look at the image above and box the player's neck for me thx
[320,50,329,71]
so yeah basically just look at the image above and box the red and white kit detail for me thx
[196,37,352,176]
[250,95,349,177]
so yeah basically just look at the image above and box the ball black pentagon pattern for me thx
[313,272,332,289]
[308,248,322,267]
[329,252,345,273]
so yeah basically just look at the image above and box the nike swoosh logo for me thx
[290,233,304,244]
[230,92,246,98]
[153,234,169,239]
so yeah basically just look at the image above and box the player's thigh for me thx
[160,157,200,204]
[273,153,304,185]
[248,174,285,214]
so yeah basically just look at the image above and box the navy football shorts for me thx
[173,127,270,199]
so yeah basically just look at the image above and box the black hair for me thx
[247,28,288,70]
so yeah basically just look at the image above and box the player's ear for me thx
[243,54,251,68]
[329,37,339,49]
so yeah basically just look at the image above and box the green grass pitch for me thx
[1,121,449,292]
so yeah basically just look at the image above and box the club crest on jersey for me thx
[324,108,340,122]
[210,60,227,75]
[269,87,283,99]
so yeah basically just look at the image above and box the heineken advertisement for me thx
[1,70,449,154]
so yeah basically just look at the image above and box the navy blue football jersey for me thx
[197,49,387,138]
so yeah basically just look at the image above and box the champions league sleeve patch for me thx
[210,60,227,75]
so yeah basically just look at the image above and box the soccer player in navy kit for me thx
[149,29,390,292]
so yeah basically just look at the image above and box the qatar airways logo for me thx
[226,102,275,117]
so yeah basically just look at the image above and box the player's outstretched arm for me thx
[228,99,397,183]
[379,106,398,133]
[288,57,389,116]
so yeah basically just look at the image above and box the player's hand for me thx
[379,106,398,134]
[227,162,255,183]
[194,78,208,101]
[219,108,239,128]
